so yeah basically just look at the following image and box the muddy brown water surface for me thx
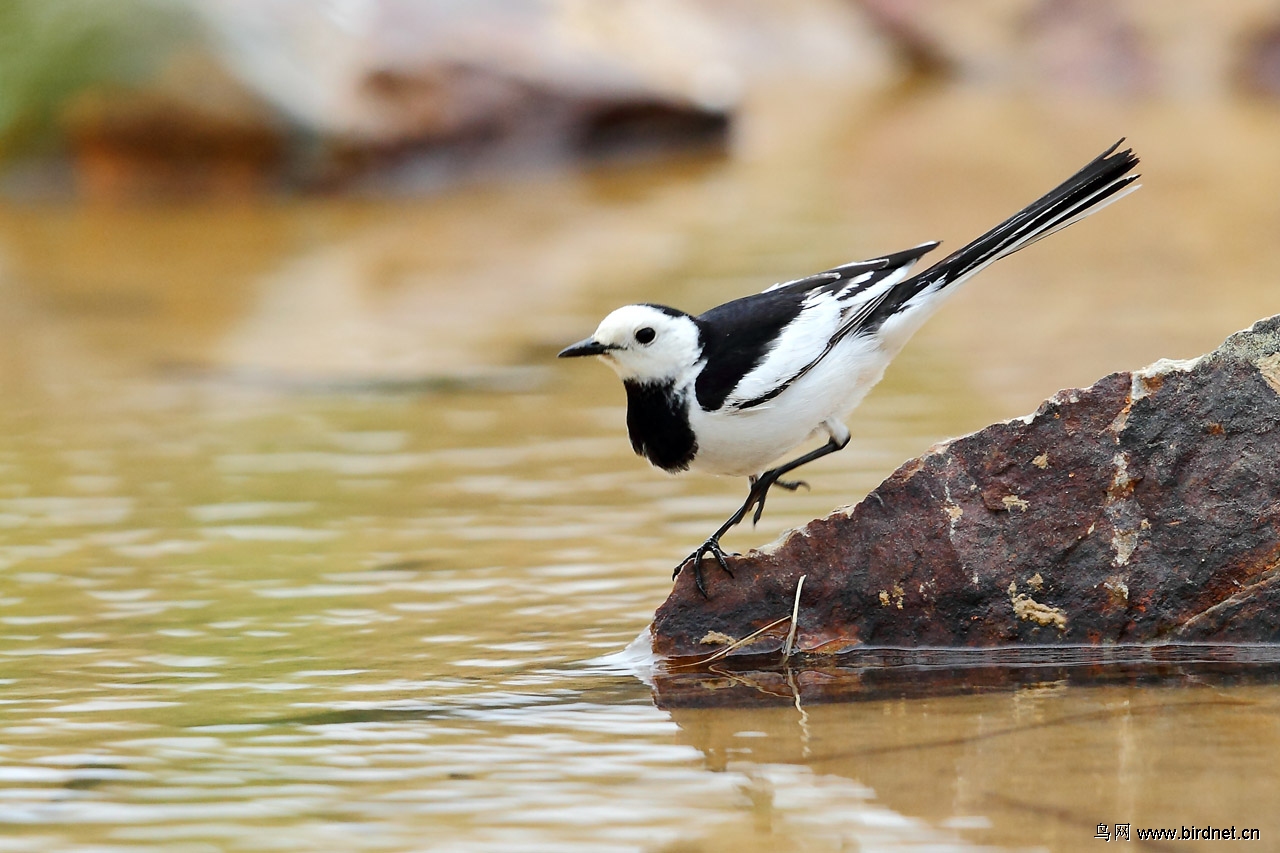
[1,88,1278,850]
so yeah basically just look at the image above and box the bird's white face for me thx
[560,304,703,384]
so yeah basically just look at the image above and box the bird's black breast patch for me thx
[624,379,697,472]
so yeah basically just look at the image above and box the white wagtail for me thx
[560,140,1140,596]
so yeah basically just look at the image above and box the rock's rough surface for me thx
[652,315,1280,659]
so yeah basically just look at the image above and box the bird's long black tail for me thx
[864,140,1140,329]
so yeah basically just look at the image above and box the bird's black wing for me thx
[692,243,939,411]
[763,242,937,299]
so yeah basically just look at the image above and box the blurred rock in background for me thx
[63,55,289,200]
[854,0,1279,96]
[1236,15,1280,95]
[4,0,1280,200]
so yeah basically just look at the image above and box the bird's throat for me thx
[623,379,697,473]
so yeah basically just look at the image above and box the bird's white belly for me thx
[687,336,890,477]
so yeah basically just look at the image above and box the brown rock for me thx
[63,55,287,201]
[652,315,1280,660]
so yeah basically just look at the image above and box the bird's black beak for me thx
[557,337,611,358]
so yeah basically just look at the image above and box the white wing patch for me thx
[762,271,838,294]
[724,264,918,409]
[724,291,843,407]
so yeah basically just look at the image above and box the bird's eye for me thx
[635,327,656,344]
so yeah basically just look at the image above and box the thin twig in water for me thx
[784,666,811,758]
[782,574,806,658]
[666,616,791,669]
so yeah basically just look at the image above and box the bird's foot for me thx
[674,537,736,598]
[748,470,808,526]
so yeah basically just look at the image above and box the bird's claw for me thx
[748,473,809,526]
[675,538,736,597]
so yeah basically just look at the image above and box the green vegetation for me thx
[0,0,197,157]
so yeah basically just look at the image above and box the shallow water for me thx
[1,86,1278,850]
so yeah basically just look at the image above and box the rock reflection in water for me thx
[658,648,1280,849]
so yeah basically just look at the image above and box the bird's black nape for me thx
[639,303,690,319]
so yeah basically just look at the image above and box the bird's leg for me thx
[677,424,851,596]
[749,430,850,525]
